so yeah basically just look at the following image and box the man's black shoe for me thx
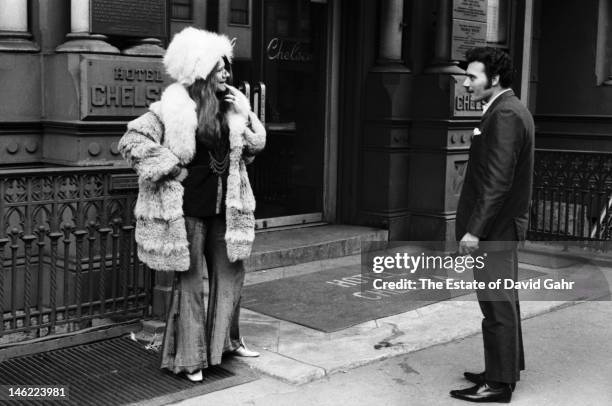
[464,371,485,384]
[464,372,516,391]
[450,383,512,403]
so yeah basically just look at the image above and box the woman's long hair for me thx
[187,63,230,150]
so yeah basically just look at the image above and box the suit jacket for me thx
[455,89,535,248]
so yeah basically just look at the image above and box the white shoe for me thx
[232,338,260,357]
[186,370,203,382]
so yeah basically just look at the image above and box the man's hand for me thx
[459,232,480,255]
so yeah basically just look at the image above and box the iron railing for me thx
[528,149,612,242]
[0,166,150,344]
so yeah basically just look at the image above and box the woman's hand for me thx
[159,165,187,182]
[169,165,183,178]
[224,85,251,119]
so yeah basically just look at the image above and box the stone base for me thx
[151,286,172,319]
[122,38,165,57]
[56,33,120,54]
[424,61,464,74]
[0,31,39,52]
[406,211,456,241]
[42,121,127,166]
[370,60,412,73]
[0,124,42,164]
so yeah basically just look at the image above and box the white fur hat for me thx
[164,27,233,86]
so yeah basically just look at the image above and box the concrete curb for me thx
[238,349,326,385]
[239,299,580,385]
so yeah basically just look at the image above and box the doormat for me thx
[242,265,545,333]
[0,336,258,406]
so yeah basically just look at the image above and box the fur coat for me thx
[118,83,265,271]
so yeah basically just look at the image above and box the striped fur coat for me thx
[118,83,265,271]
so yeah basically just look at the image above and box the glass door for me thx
[232,0,328,226]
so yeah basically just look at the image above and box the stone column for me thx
[425,0,463,74]
[56,0,119,54]
[411,0,484,241]
[0,0,39,52]
[374,0,410,71]
[378,0,404,64]
[362,1,412,238]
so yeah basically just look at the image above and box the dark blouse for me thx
[182,134,229,219]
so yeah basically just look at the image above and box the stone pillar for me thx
[410,0,485,241]
[0,0,39,52]
[378,0,405,65]
[56,0,120,54]
[362,0,413,239]
[425,0,463,74]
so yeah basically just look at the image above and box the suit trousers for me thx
[473,248,525,384]
[160,215,245,374]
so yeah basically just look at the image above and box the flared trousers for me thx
[160,215,245,374]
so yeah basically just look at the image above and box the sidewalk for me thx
[180,300,612,406]
[228,254,592,385]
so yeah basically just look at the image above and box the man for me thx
[451,47,534,403]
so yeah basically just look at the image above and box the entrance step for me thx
[245,225,388,272]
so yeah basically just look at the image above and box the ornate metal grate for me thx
[0,166,151,343]
[528,149,612,243]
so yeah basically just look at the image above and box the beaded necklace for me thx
[208,150,229,175]
[208,149,229,214]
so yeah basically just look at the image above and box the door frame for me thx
[322,0,341,224]
[251,0,340,230]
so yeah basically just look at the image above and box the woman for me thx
[118,27,265,381]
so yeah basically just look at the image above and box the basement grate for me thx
[0,336,258,405]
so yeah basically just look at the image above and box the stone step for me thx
[244,253,362,287]
[245,225,388,272]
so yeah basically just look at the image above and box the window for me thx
[230,0,249,25]
[596,0,612,84]
[172,0,192,20]
[486,0,510,46]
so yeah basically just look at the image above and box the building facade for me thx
[1,0,611,350]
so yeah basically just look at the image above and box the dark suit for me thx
[456,89,535,384]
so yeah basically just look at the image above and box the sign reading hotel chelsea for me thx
[452,75,483,117]
[81,56,170,119]
[91,0,167,38]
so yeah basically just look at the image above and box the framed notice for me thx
[453,0,487,23]
[91,0,168,38]
[451,20,487,61]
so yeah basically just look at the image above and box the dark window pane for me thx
[172,0,192,20]
[230,0,249,25]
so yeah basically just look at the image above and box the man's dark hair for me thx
[465,47,513,88]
